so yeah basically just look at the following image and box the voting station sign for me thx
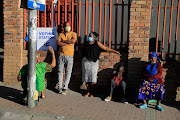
[36,28,57,51]
[28,0,45,11]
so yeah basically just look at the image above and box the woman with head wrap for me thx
[138,52,165,111]
[81,32,120,97]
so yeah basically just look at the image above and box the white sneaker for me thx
[58,89,63,94]
[122,98,128,104]
[61,90,67,95]
[104,96,112,102]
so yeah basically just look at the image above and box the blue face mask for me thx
[152,61,156,64]
[88,37,93,42]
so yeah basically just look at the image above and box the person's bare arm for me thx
[48,46,56,68]
[97,42,120,55]
[57,35,70,46]
[57,39,69,46]
[61,38,76,44]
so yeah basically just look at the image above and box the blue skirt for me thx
[138,81,165,100]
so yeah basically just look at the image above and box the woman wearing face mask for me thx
[138,52,165,111]
[81,32,120,97]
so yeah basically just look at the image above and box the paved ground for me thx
[0,82,179,120]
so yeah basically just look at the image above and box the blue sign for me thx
[36,28,57,51]
[28,0,45,11]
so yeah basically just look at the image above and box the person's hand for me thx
[115,51,120,55]
[48,46,55,55]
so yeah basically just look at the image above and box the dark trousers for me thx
[110,79,126,98]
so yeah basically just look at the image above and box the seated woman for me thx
[18,46,56,102]
[138,52,165,111]
[104,65,128,104]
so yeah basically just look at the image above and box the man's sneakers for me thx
[139,104,147,109]
[61,90,67,95]
[156,105,164,111]
[104,96,112,102]
[58,89,63,94]
[59,89,67,95]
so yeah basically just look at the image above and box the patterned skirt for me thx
[82,57,99,83]
[138,81,165,100]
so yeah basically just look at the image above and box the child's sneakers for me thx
[104,96,112,102]
[156,105,164,111]
[139,104,147,109]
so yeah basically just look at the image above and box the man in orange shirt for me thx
[57,22,77,95]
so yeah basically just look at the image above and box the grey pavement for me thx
[0,82,180,120]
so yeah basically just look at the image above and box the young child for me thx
[104,65,128,104]
[17,46,56,103]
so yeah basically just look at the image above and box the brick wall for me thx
[128,0,152,97]
[3,0,24,84]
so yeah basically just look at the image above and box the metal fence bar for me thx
[65,0,67,22]
[127,0,130,47]
[99,0,102,42]
[58,0,60,25]
[51,0,53,27]
[92,0,95,32]
[120,0,124,49]
[45,0,47,27]
[174,0,180,59]
[72,0,74,31]
[168,0,174,58]
[104,0,107,45]
[156,0,161,53]
[115,0,118,49]
[85,0,88,35]
[37,10,39,27]
[78,0,81,48]
[108,0,112,48]
[162,0,167,58]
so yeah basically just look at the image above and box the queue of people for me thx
[18,22,165,111]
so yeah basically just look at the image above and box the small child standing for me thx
[17,46,56,104]
[104,65,128,104]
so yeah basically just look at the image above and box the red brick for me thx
[131,4,141,8]
[131,12,140,16]
[134,53,144,57]
[130,50,138,53]
[114,56,120,59]
[136,1,146,4]
[136,8,146,12]
[105,56,113,59]
[134,31,144,34]
[130,27,138,30]
[129,34,139,38]
[140,34,149,38]
[139,43,148,46]
[130,20,139,23]
[141,5,151,8]
[135,23,144,27]
[141,12,151,16]
[140,20,150,23]
[136,16,145,20]
[134,38,143,42]
[139,50,149,53]
[134,46,143,49]
[100,52,109,56]
[129,42,138,45]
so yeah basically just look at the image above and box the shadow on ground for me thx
[0,86,23,105]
